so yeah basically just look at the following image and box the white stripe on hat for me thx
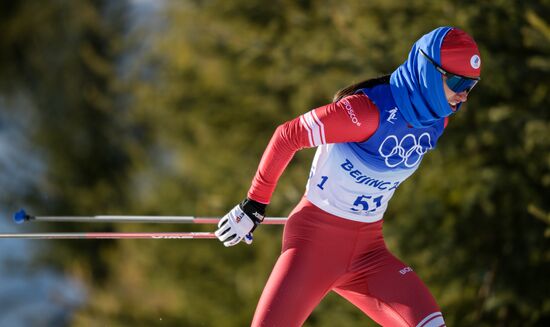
[416,312,445,327]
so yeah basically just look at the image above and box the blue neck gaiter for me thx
[390,27,455,128]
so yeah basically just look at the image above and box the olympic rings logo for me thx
[378,133,432,168]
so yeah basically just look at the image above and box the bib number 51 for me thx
[350,195,383,213]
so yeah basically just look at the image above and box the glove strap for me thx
[239,198,266,225]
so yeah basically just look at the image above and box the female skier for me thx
[215,26,482,327]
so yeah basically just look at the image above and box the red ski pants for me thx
[251,198,445,327]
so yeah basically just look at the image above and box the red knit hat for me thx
[440,28,481,78]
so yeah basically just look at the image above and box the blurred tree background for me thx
[0,0,548,326]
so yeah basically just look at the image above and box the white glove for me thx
[215,199,265,247]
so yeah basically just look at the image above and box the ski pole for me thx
[0,210,287,239]
[0,232,217,240]
[12,209,288,225]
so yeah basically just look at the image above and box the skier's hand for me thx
[215,198,266,247]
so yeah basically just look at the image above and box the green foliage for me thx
[1,0,548,326]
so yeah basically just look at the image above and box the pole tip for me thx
[13,209,29,224]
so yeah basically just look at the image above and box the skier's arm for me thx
[215,94,380,246]
[248,94,380,204]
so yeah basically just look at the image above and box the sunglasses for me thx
[419,49,480,93]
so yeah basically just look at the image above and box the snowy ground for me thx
[0,216,85,326]
[0,97,84,326]
[0,2,160,325]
